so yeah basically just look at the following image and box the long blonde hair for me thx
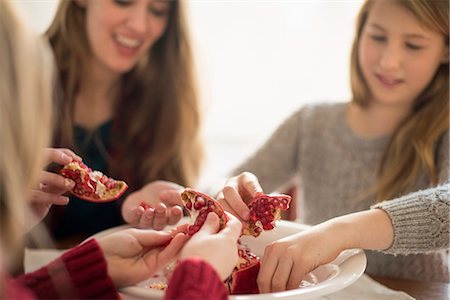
[0,0,54,260]
[350,0,449,202]
[47,0,203,191]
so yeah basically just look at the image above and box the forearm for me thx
[323,209,394,252]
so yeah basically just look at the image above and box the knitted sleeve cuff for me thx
[164,257,228,300]
[54,238,118,299]
[371,184,450,255]
[16,239,118,299]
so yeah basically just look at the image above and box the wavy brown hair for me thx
[350,0,449,202]
[47,0,203,191]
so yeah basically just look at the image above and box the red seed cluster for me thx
[248,196,290,230]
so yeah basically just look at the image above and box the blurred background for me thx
[16,0,363,186]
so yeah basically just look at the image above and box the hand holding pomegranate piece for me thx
[28,148,82,226]
[122,180,184,230]
[179,212,242,281]
[59,160,128,202]
[257,224,344,293]
[217,172,263,222]
[96,227,189,288]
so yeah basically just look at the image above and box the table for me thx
[372,276,450,300]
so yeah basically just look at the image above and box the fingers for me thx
[195,213,220,236]
[238,172,263,197]
[286,263,306,290]
[138,208,156,229]
[152,203,168,231]
[257,245,279,293]
[159,189,183,206]
[271,258,293,292]
[43,148,79,165]
[150,232,188,266]
[29,190,70,206]
[168,206,183,225]
[123,205,144,225]
[59,148,82,162]
[38,171,75,194]
[223,186,250,220]
[220,213,242,241]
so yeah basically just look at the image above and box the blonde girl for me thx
[219,0,449,288]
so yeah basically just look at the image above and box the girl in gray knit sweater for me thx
[218,0,449,289]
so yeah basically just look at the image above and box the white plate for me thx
[91,219,366,300]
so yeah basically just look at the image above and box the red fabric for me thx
[164,257,228,300]
[9,239,118,299]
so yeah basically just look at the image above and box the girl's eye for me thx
[406,43,424,51]
[370,35,386,43]
[114,0,133,6]
[148,4,169,17]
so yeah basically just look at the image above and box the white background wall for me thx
[15,0,363,186]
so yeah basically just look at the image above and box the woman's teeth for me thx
[116,34,140,48]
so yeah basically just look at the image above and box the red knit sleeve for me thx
[15,239,119,299]
[164,257,228,300]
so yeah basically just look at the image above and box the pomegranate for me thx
[59,161,128,202]
[181,188,228,236]
[226,240,260,294]
[244,193,291,237]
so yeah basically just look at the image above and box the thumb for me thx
[196,213,220,236]
[131,230,174,248]
[160,190,183,206]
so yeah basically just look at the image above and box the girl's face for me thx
[82,0,170,75]
[358,0,448,107]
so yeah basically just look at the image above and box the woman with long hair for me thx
[37,0,204,244]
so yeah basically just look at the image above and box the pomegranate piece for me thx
[181,188,228,236]
[226,240,260,294]
[244,193,291,237]
[59,161,128,202]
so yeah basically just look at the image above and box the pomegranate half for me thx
[59,161,128,202]
[181,188,228,236]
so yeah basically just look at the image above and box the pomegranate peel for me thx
[243,193,291,237]
[226,241,260,294]
[59,161,128,202]
[181,188,228,236]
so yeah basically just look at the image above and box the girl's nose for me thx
[379,43,402,71]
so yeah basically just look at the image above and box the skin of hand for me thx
[29,148,81,224]
[122,180,185,230]
[257,209,394,293]
[216,172,263,223]
[179,212,242,281]
[97,227,189,288]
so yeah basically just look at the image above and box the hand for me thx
[257,222,344,293]
[97,227,189,288]
[216,172,263,222]
[122,180,184,230]
[257,209,394,293]
[29,148,81,223]
[180,212,242,280]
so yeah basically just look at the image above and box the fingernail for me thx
[242,211,250,220]
[65,179,75,188]
[61,153,71,162]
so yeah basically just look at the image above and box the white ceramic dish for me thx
[91,219,366,300]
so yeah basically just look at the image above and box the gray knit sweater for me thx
[233,102,449,282]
